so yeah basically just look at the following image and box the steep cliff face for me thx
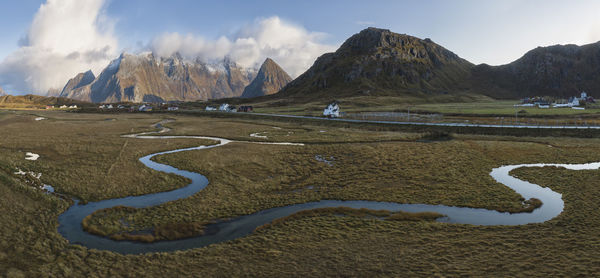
[59,70,95,97]
[61,53,257,103]
[276,27,474,100]
[472,42,600,99]
[241,58,292,98]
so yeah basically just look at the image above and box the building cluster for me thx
[517,92,595,109]
[204,104,253,112]
[96,103,179,112]
[45,105,78,109]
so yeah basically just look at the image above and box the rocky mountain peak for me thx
[276,27,473,100]
[59,70,96,97]
[241,58,292,98]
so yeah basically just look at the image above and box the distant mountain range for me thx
[0,86,5,96]
[58,54,293,103]
[53,27,600,103]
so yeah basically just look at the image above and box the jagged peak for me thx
[82,70,95,79]
[340,27,426,53]
[258,58,289,77]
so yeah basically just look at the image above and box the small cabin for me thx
[323,102,340,118]
[205,106,217,111]
[238,106,253,112]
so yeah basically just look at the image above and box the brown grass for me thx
[4,109,600,276]
[256,207,444,232]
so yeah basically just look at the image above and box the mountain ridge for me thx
[471,41,600,99]
[55,28,600,103]
[273,27,474,101]
[60,53,258,103]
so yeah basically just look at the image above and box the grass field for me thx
[413,100,600,116]
[2,109,600,276]
[242,96,600,118]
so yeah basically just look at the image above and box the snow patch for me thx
[35,117,46,121]
[250,132,268,139]
[14,168,42,179]
[25,152,40,161]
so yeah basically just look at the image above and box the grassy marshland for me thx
[2,109,600,276]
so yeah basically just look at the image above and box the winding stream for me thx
[57,122,598,254]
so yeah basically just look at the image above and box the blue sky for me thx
[1,0,600,94]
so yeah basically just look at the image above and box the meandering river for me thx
[56,122,597,254]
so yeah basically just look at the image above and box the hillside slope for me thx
[0,94,87,109]
[472,42,600,99]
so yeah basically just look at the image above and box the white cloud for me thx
[151,16,337,77]
[0,0,118,94]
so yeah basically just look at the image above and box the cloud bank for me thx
[0,0,117,94]
[151,16,337,77]
[0,3,334,94]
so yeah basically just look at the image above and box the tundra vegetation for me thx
[1,109,600,276]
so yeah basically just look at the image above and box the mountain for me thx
[60,53,257,103]
[46,88,62,97]
[471,42,600,99]
[241,58,292,98]
[60,70,95,96]
[274,27,474,101]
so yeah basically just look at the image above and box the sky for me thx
[1,0,600,94]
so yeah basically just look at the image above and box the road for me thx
[247,112,600,130]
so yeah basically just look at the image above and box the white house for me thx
[68,105,77,109]
[323,102,340,118]
[219,104,230,111]
[59,105,67,109]
[139,104,152,112]
[167,107,179,111]
[205,106,217,111]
